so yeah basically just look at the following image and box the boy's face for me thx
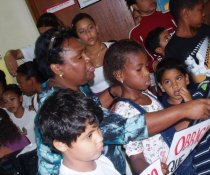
[3,91,22,113]
[58,124,103,164]
[186,3,204,28]
[158,68,189,103]
[16,74,34,96]
[133,0,156,16]
[156,30,171,56]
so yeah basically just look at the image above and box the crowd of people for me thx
[0,0,210,175]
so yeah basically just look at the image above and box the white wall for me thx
[0,0,39,83]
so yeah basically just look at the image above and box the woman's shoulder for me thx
[112,98,140,118]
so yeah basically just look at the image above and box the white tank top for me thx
[89,42,113,94]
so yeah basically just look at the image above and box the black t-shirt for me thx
[165,24,210,84]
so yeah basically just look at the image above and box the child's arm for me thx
[146,99,210,135]
[129,152,149,174]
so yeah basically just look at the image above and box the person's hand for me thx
[161,162,168,175]
[179,87,192,102]
[152,60,159,72]
[182,99,210,120]
[4,50,21,76]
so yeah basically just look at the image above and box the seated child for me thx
[2,84,38,174]
[156,59,195,174]
[16,61,47,111]
[0,108,30,158]
[103,39,168,174]
[145,27,171,68]
[37,89,120,175]
[156,59,193,129]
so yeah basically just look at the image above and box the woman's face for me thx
[75,18,99,46]
[53,38,95,88]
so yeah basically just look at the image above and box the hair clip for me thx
[48,36,56,50]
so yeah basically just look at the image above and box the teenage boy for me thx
[165,0,210,84]
[38,89,120,175]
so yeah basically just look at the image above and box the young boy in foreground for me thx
[38,89,120,175]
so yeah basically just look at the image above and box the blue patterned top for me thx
[35,83,148,175]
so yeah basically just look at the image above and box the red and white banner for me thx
[141,159,163,175]
[166,119,210,174]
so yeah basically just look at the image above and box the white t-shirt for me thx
[22,95,32,108]
[59,155,120,175]
[7,107,37,153]
[20,44,35,62]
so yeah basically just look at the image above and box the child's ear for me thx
[158,83,166,92]
[181,8,190,21]
[113,70,124,83]
[53,140,69,152]
[185,74,190,85]
[132,4,139,11]
[50,64,63,77]
[155,47,164,56]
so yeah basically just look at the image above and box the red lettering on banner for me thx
[174,125,210,155]
[147,168,159,175]
[175,136,185,155]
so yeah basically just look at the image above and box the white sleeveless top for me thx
[89,42,113,94]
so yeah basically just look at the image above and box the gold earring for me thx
[59,74,63,78]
